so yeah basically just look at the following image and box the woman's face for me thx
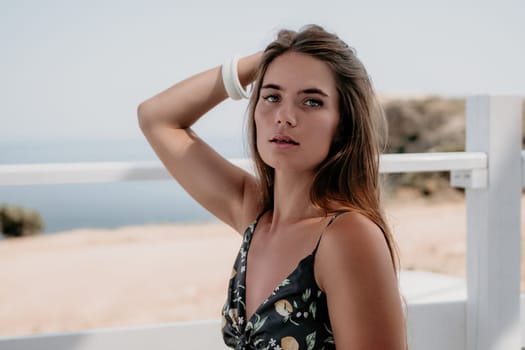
[254,51,340,175]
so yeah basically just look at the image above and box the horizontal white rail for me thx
[0,161,173,186]
[379,152,487,173]
[0,320,227,350]
[0,152,491,186]
[2,275,525,350]
[0,299,467,350]
[6,291,525,350]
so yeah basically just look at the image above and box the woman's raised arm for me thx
[137,52,262,233]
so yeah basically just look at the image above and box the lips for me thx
[269,134,299,145]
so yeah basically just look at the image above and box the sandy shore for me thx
[1,194,524,337]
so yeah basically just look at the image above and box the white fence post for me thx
[465,95,522,349]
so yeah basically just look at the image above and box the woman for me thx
[138,25,406,350]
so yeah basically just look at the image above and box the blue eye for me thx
[305,99,323,107]
[262,94,280,103]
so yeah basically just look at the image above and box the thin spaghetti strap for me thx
[255,210,267,223]
[326,214,339,227]
[248,210,267,233]
[312,211,348,255]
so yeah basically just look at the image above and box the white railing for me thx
[0,152,489,186]
[0,95,522,350]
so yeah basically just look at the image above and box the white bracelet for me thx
[222,55,251,100]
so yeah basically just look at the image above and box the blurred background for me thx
[1,0,524,338]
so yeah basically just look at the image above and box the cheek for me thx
[326,113,341,141]
[328,123,340,146]
[311,117,340,157]
[253,114,266,154]
[316,118,339,143]
[254,109,270,141]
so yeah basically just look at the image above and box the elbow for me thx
[137,98,186,131]
[137,100,153,131]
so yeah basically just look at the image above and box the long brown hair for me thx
[247,25,399,271]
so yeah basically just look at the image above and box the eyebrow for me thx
[261,84,329,97]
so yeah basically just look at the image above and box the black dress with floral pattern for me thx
[222,213,338,350]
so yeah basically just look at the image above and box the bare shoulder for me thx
[317,211,393,277]
[315,211,406,349]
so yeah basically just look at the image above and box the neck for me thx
[268,170,325,229]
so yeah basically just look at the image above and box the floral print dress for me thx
[222,213,339,350]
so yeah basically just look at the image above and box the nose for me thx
[276,103,297,127]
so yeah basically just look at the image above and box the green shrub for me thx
[0,205,44,238]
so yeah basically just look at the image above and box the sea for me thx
[0,136,247,234]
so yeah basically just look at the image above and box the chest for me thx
[244,223,324,320]
[221,223,335,350]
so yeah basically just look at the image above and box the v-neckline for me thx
[241,214,318,324]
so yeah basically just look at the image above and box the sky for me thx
[1,0,524,143]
